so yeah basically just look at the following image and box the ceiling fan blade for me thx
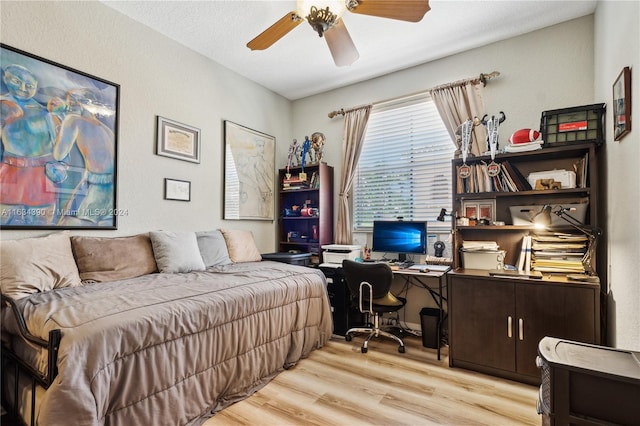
[348,0,431,22]
[324,20,359,67]
[247,11,302,50]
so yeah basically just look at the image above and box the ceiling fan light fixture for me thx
[297,1,346,37]
[307,6,337,37]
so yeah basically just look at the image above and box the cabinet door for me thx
[450,277,516,371]
[516,284,597,378]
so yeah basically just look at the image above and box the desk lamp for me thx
[436,208,452,222]
[533,204,602,275]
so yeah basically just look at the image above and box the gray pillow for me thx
[196,230,232,267]
[149,231,206,273]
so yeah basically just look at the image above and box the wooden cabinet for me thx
[447,134,605,384]
[448,271,600,384]
[277,163,334,263]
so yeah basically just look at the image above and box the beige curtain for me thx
[430,81,486,157]
[335,105,372,245]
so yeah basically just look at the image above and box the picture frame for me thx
[223,120,275,221]
[0,44,120,230]
[613,66,631,141]
[462,202,478,220]
[462,199,496,221]
[156,116,201,163]
[164,178,191,202]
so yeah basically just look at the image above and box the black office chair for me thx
[341,259,406,353]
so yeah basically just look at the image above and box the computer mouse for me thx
[420,268,430,273]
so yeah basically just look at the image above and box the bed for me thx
[0,230,333,425]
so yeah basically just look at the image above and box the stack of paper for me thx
[530,233,587,273]
[462,240,500,251]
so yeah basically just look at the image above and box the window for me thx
[353,93,455,231]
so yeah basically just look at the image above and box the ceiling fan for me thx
[247,0,431,67]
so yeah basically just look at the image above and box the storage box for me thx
[321,244,361,264]
[527,169,576,189]
[540,103,605,146]
[460,249,506,270]
[261,252,312,266]
[509,203,588,226]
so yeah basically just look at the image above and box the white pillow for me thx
[0,232,82,299]
[149,231,206,273]
[220,229,262,263]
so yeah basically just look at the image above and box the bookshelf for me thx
[450,143,599,270]
[277,163,334,264]
[447,141,602,385]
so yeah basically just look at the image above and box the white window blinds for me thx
[353,93,455,230]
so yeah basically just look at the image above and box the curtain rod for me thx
[327,71,500,118]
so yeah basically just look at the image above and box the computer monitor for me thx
[372,220,427,262]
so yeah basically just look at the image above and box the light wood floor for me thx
[203,335,540,425]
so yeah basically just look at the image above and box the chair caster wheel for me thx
[398,345,405,353]
[361,346,368,353]
[345,334,352,342]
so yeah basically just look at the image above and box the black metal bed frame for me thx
[1,294,61,426]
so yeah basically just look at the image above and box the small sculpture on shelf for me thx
[299,136,312,181]
[285,139,298,178]
[310,132,326,164]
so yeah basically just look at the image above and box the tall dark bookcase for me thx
[277,163,334,264]
[447,141,604,385]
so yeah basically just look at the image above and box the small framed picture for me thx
[156,116,201,163]
[478,200,496,221]
[613,66,631,141]
[463,202,478,219]
[164,178,191,202]
[462,199,496,221]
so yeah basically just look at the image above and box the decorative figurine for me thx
[299,136,311,181]
[286,139,298,178]
[310,132,326,164]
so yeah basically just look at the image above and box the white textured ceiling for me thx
[101,0,597,100]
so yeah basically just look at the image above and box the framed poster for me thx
[164,178,191,202]
[613,66,631,141]
[223,120,275,220]
[156,116,201,163]
[0,44,120,229]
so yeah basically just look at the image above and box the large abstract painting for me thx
[223,120,275,221]
[1,44,119,229]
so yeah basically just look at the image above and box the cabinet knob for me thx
[507,316,513,338]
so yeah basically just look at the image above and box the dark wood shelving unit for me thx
[450,142,600,269]
[277,163,334,264]
[447,141,603,385]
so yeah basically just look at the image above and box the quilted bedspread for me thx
[1,261,332,425]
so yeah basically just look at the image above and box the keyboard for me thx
[407,264,451,272]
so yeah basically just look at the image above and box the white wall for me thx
[594,0,640,350]
[0,1,291,252]
[292,16,597,326]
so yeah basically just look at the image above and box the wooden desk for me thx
[393,267,450,360]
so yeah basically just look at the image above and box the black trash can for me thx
[420,307,440,349]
